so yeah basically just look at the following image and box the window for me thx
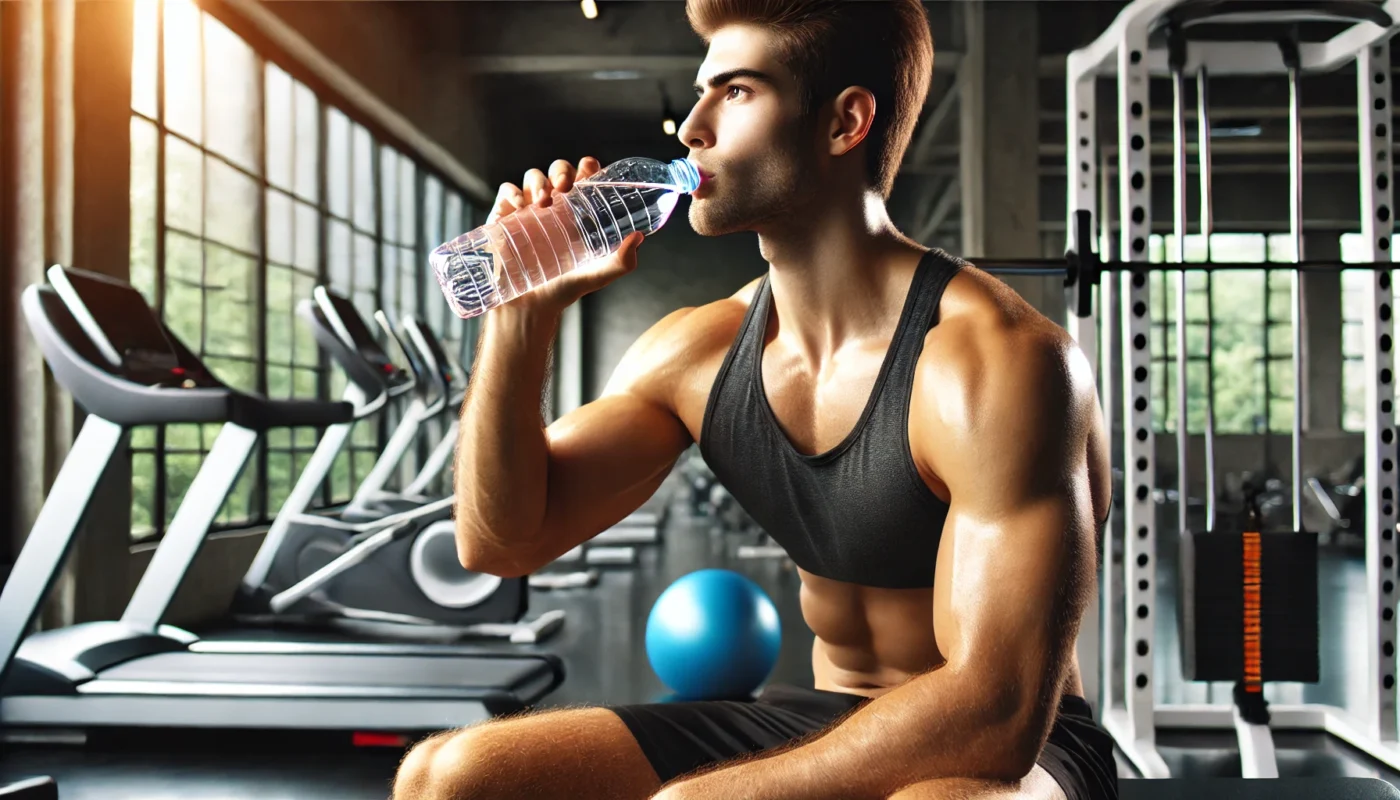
[130,0,263,538]
[263,61,324,513]
[1340,233,1393,432]
[1147,233,1296,435]
[324,108,384,504]
[129,0,480,539]
[381,145,419,327]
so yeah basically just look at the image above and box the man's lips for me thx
[693,168,715,195]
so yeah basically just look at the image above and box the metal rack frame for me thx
[1065,0,1400,778]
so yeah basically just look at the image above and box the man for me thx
[394,1,1117,798]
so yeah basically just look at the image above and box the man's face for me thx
[679,25,819,236]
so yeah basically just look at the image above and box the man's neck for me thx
[756,191,928,366]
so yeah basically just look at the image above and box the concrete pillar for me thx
[1,0,89,627]
[959,1,1064,322]
[2,0,48,587]
[556,303,583,419]
[69,0,135,623]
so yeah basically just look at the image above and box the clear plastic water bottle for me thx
[430,156,701,319]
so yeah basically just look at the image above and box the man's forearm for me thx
[661,667,1039,799]
[454,303,561,568]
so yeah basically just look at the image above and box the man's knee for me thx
[392,708,659,800]
[393,724,498,799]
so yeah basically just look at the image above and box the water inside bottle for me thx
[433,178,688,319]
[568,180,685,251]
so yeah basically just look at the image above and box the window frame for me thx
[1146,232,1298,437]
[129,0,482,539]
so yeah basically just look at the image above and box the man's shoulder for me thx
[656,280,759,356]
[913,266,1094,435]
[604,279,759,396]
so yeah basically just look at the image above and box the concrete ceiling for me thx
[407,0,970,214]
[377,0,1394,237]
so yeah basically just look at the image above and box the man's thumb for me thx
[618,231,644,256]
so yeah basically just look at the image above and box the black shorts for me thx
[611,684,1119,799]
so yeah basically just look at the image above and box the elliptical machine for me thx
[339,310,464,520]
[232,287,563,643]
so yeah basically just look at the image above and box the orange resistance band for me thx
[1243,531,1263,692]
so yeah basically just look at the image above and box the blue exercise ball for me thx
[645,569,782,700]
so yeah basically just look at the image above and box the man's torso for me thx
[631,251,1108,699]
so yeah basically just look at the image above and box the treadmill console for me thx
[374,310,425,385]
[405,318,455,387]
[47,266,220,389]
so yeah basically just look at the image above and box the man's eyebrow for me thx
[692,68,776,95]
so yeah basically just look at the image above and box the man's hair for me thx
[686,0,933,198]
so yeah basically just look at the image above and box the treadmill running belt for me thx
[99,651,554,691]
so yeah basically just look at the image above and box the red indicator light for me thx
[353,731,408,748]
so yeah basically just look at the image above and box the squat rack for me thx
[1061,0,1400,779]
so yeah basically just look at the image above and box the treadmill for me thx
[398,321,471,501]
[0,266,562,734]
[219,288,556,641]
[233,290,472,618]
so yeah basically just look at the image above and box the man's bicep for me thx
[541,392,689,539]
[930,371,1093,731]
[926,334,1098,698]
[530,307,699,556]
[929,494,1085,770]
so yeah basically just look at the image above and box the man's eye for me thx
[726,85,747,100]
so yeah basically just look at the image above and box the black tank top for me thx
[699,249,965,589]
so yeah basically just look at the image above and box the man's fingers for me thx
[576,156,602,182]
[609,231,644,273]
[489,182,525,223]
[548,160,576,193]
[618,230,643,255]
[489,157,598,224]
[522,168,550,205]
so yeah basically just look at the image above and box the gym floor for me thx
[1,490,1396,798]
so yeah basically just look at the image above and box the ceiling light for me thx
[659,81,679,138]
[581,0,598,20]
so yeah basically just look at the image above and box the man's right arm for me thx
[450,156,695,577]
[452,298,693,578]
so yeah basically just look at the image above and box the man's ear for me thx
[826,86,876,157]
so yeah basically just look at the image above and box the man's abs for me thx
[801,569,941,695]
[801,568,1086,700]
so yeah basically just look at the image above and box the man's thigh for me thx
[393,707,661,800]
[394,685,865,799]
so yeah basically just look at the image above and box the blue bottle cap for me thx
[669,158,702,193]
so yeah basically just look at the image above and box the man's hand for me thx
[488,156,644,316]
